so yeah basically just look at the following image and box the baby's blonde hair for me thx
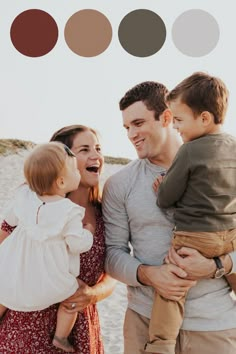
[24,142,72,195]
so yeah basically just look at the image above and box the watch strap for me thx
[213,256,225,278]
[213,256,223,270]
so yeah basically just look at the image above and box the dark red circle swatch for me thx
[10,9,58,57]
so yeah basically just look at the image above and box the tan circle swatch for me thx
[10,9,58,57]
[64,9,112,57]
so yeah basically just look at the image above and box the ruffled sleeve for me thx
[63,205,93,277]
[63,205,93,254]
[1,184,27,227]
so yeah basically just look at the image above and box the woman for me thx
[0,124,116,354]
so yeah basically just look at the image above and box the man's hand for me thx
[137,263,196,301]
[166,247,216,280]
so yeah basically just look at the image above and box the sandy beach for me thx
[0,151,127,354]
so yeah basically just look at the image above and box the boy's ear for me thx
[201,111,213,126]
[160,109,173,127]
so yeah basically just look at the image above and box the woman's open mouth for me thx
[86,166,99,173]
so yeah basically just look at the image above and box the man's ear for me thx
[201,111,213,126]
[160,109,173,127]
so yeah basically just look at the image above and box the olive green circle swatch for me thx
[172,9,220,57]
[10,9,58,57]
[118,9,166,57]
[64,9,112,57]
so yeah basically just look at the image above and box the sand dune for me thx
[0,151,127,354]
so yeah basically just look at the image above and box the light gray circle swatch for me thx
[172,9,220,57]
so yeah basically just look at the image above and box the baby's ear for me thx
[160,109,173,127]
[56,176,65,189]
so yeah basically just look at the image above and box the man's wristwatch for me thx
[213,256,226,278]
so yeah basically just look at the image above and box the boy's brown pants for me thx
[145,228,236,354]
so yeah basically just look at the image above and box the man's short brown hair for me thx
[119,81,169,120]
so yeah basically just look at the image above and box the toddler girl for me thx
[0,142,94,352]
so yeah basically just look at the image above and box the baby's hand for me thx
[152,173,165,193]
[83,223,95,235]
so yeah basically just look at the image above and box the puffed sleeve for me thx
[63,206,93,254]
[2,185,27,227]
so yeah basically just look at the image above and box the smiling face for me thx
[169,99,205,143]
[122,101,169,162]
[70,130,104,189]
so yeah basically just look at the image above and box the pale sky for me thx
[1,0,235,159]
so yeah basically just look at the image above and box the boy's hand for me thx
[152,173,165,193]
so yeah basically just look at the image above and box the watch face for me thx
[215,268,225,279]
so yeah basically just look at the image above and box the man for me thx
[102,81,236,354]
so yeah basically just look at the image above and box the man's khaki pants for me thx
[123,308,236,354]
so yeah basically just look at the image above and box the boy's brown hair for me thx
[166,72,229,124]
[24,142,71,195]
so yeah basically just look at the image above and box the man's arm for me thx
[103,175,142,286]
[103,173,197,299]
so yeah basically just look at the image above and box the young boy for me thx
[145,72,236,354]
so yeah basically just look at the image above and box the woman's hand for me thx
[62,279,96,313]
[61,274,116,313]
[167,247,216,280]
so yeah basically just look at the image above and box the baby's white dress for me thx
[0,184,93,311]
